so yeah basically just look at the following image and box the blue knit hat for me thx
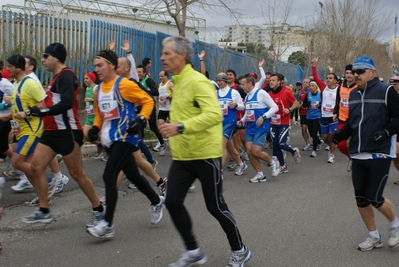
[352,56,375,70]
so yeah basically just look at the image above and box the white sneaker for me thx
[302,144,311,151]
[346,159,352,172]
[270,156,280,177]
[153,141,161,152]
[325,145,330,151]
[357,235,382,251]
[388,226,399,248]
[149,196,165,224]
[293,147,301,164]
[11,179,33,191]
[235,163,248,176]
[86,220,115,238]
[327,153,335,163]
[310,150,317,158]
[159,143,166,156]
[249,173,266,183]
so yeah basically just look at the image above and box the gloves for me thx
[370,129,390,144]
[127,116,145,135]
[29,106,51,117]
[88,126,100,142]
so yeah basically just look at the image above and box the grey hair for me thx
[162,36,193,63]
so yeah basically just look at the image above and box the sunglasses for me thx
[352,69,369,75]
[42,53,50,59]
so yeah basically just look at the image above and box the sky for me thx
[0,0,397,43]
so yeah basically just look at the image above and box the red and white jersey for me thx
[43,68,82,131]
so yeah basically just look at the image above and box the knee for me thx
[370,197,384,209]
[356,196,370,208]
[165,196,183,211]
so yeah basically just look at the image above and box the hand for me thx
[256,116,264,126]
[228,102,237,109]
[328,66,333,73]
[121,40,131,52]
[3,96,11,104]
[258,59,265,67]
[127,116,145,135]
[333,114,337,121]
[237,120,243,127]
[198,50,205,60]
[88,126,100,142]
[14,111,27,120]
[29,106,50,117]
[282,108,290,114]
[370,129,389,144]
[311,57,319,67]
[159,123,179,137]
[108,40,116,51]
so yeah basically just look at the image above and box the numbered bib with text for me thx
[99,100,120,121]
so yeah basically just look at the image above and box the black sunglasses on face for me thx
[42,53,50,59]
[352,69,368,75]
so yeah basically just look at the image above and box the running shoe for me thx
[357,235,382,251]
[325,145,330,151]
[346,159,352,172]
[225,245,252,267]
[11,179,33,192]
[3,169,20,179]
[86,209,106,228]
[293,147,301,164]
[48,176,62,198]
[21,209,54,224]
[158,177,168,196]
[302,144,311,151]
[101,154,109,162]
[153,141,161,152]
[235,163,248,176]
[86,220,115,238]
[159,143,166,156]
[227,159,237,170]
[388,226,399,248]
[0,177,5,200]
[152,159,159,170]
[99,196,106,205]
[242,152,249,161]
[270,156,280,177]
[149,196,165,224]
[54,175,69,194]
[327,153,335,164]
[56,154,63,163]
[128,183,137,189]
[249,173,266,183]
[96,146,105,158]
[280,165,289,173]
[310,150,317,158]
[168,249,207,267]
[23,196,52,206]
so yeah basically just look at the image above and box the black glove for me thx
[370,129,390,144]
[29,106,51,117]
[88,126,100,142]
[127,116,145,135]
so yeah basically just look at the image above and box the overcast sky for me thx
[1,0,397,43]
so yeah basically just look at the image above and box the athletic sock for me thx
[156,177,164,186]
[40,207,50,214]
[369,230,380,239]
[390,217,399,228]
[93,205,104,213]
[53,171,62,180]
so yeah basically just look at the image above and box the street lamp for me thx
[132,8,138,29]
[195,30,199,41]
[166,20,172,35]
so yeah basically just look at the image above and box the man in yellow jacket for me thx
[159,36,251,267]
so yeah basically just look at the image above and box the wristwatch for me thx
[25,109,31,116]
[262,114,267,120]
[177,122,184,134]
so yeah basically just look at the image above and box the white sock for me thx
[187,248,200,255]
[19,173,28,181]
[369,230,380,239]
[390,217,399,228]
[234,246,245,253]
[257,172,264,176]
[53,171,62,180]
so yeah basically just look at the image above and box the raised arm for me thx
[311,57,326,91]
[198,50,206,76]
[121,40,139,81]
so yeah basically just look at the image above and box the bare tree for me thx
[307,0,392,76]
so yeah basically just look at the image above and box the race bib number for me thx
[322,103,334,113]
[10,120,20,134]
[85,103,94,115]
[99,100,120,121]
[219,101,228,115]
[271,114,281,124]
[340,98,349,109]
[310,101,319,109]
[246,110,255,122]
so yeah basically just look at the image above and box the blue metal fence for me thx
[0,11,321,86]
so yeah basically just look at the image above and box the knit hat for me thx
[85,72,96,83]
[390,75,399,83]
[215,74,228,82]
[345,64,352,71]
[1,70,11,79]
[310,81,318,88]
[7,55,25,71]
[44,43,67,63]
[295,81,302,86]
[352,56,375,70]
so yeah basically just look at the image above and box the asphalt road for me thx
[1,126,399,267]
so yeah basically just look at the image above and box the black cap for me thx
[345,64,352,71]
[295,81,302,86]
[44,43,67,63]
[7,55,26,71]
